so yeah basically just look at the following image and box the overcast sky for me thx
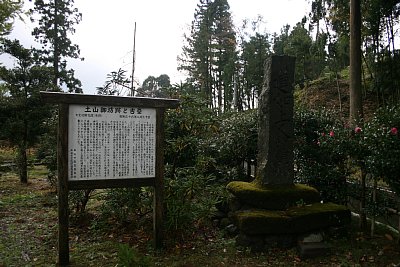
[9,0,309,95]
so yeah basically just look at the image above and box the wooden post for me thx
[154,108,165,248]
[58,103,69,265]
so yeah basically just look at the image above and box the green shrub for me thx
[69,189,94,215]
[163,94,259,237]
[294,107,349,204]
[164,93,218,172]
[117,244,152,267]
[203,109,258,181]
[362,106,400,194]
[164,166,221,237]
[293,104,400,214]
[100,188,152,223]
[35,114,58,188]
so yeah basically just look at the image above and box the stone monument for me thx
[256,55,295,185]
[226,56,351,254]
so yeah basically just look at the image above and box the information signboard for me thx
[40,92,179,266]
[68,104,156,180]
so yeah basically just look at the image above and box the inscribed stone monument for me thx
[256,55,296,185]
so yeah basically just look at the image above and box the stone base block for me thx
[236,233,296,252]
[226,181,320,210]
[234,202,351,235]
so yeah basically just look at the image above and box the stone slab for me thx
[234,203,351,235]
[226,181,320,210]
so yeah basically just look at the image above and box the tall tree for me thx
[275,19,321,84]
[362,0,400,103]
[178,0,236,111]
[285,21,312,82]
[30,0,83,92]
[211,0,237,112]
[156,74,171,89]
[178,0,213,101]
[311,0,400,103]
[350,0,366,233]
[273,24,290,56]
[0,39,55,183]
[350,0,363,124]
[136,74,171,98]
[238,17,272,110]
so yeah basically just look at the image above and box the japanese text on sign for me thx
[68,104,156,181]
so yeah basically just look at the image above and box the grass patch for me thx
[28,164,49,178]
[0,146,15,163]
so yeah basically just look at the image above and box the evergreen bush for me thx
[293,107,348,204]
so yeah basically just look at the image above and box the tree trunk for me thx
[350,0,363,125]
[17,143,28,183]
[350,0,366,232]
[335,71,342,112]
[371,175,377,237]
[217,70,222,113]
[18,94,29,183]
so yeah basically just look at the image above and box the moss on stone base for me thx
[226,181,320,210]
[235,202,351,235]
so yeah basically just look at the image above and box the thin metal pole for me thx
[131,22,137,96]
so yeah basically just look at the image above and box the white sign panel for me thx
[68,104,156,181]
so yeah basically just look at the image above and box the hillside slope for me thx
[296,76,379,120]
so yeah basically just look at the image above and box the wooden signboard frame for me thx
[40,92,179,266]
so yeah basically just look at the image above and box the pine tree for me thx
[282,20,314,83]
[211,0,236,111]
[273,24,290,56]
[350,0,363,124]
[179,0,212,103]
[178,0,236,111]
[31,0,83,92]
[240,30,271,109]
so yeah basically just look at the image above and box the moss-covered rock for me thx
[226,181,320,210]
[235,202,351,235]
